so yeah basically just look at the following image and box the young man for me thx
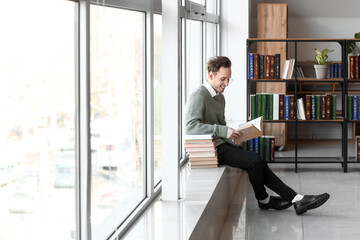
[184,56,329,215]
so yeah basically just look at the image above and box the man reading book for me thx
[184,56,329,215]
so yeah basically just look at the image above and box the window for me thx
[90,5,145,240]
[206,22,217,61]
[206,0,217,14]
[185,20,203,99]
[154,14,162,186]
[0,0,76,239]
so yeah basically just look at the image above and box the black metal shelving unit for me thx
[246,38,350,172]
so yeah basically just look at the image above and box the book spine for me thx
[248,139,254,152]
[279,94,285,120]
[354,96,358,120]
[265,55,271,79]
[311,95,316,120]
[356,56,359,79]
[250,94,256,120]
[358,96,360,120]
[330,64,335,78]
[321,95,326,120]
[256,93,262,118]
[269,94,274,120]
[270,136,275,162]
[265,94,270,120]
[265,136,270,162]
[289,95,294,120]
[350,56,355,80]
[275,54,281,79]
[306,95,311,120]
[273,94,279,120]
[259,55,265,79]
[332,95,337,120]
[254,137,259,154]
[315,95,321,120]
[270,55,275,79]
[259,136,264,160]
[254,53,260,79]
[261,94,266,119]
[338,63,342,78]
[348,95,353,120]
[249,53,254,79]
[326,94,331,120]
[284,95,289,120]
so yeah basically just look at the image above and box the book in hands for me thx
[234,117,263,143]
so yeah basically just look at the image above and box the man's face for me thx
[208,67,232,93]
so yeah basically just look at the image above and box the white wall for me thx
[220,0,249,123]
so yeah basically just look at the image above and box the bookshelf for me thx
[246,38,353,172]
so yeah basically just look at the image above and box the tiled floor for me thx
[219,163,360,240]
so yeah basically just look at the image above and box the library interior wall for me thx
[249,0,360,139]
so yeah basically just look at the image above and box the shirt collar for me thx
[203,80,219,97]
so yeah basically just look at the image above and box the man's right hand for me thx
[227,127,242,145]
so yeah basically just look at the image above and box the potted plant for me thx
[348,32,360,55]
[314,48,334,79]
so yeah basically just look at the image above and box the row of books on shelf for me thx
[329,63,342,78]
[184,135,218,169]
[347,95,360,120]
[249,93,337,121]
[247,136,275,162]
[248,53,282,79]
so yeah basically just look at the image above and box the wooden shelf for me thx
[248,38,347,41]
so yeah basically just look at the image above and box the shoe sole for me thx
[295,194,330,215]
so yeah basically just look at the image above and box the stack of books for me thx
[184,135,218,169]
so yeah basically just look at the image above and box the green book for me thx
[250,94,256,120]
[269,94,274,120]
[256,93,262,118]
[332,95,337,120]
[316,95,321,120]
[265,136,270,162]
[259,136,264,161]
[261,94,267,119]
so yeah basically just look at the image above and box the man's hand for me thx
[227,127,243,146]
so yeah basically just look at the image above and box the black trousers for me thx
[217,142,297,203]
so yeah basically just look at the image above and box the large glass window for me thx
[206,22,217,61]
[154,14,162,186]
[90,5,145,240]
[185,20,203,99]
[0,1,76,239]
[206,0,217,14]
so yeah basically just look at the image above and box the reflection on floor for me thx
[220,163,360,240]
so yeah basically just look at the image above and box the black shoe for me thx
[258,196,292,210]
[293,193,330,215]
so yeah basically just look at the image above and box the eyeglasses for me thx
[220,78,234,84]
[213,72,234,84]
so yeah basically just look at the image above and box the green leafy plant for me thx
[347,32,360,54]
[314,48,334,65]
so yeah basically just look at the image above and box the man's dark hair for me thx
[206,56,232,74]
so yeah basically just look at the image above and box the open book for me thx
[234,116,263,143]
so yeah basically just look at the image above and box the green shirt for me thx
[185,85,233,146]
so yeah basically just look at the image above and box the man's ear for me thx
[208,71,214,81]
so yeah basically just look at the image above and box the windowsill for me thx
[123,164,245,240]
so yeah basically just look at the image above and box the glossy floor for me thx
[220,163,360,240]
